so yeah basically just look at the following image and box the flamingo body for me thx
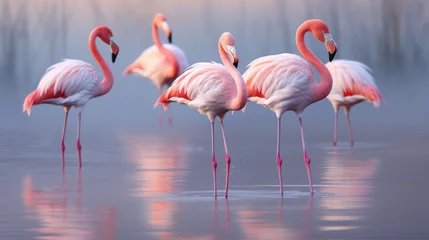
[23,59,101,114]
[326,59,382,108]
[244,53,316,117]
[157,62,238,120]
[325,59,383,146]
[125,44,188,89]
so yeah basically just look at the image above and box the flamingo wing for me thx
[23,59,100,115]
[242,53,314,111]
[154,62,234,110]
[125,44,188,83]
[326,60,383,107]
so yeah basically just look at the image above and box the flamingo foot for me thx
[333,141,337,146]
[212,157,218,199]
[225,154,231,199]
[304,152,314,194]
[276,155,284,195]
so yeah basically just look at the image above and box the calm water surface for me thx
[1,0,429,239]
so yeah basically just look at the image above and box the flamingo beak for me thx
[161,21,172,44]
[329,48,337,62]
[168,32,172,44]
[233,57,239,68]
[324,32,337,62]
[110,40,119,63]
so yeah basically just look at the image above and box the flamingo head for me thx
[96,26,120,63]
[155,13,172,44]
[309,20,338,62]
[221,32,239,68]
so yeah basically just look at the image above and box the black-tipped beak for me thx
[329,49,337,62]
[112,52,118,63]
[233,60,238,68]
[168,33,172,44]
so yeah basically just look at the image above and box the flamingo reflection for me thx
[22,171,116,240]
[121,133,189,239]
[236,197,313,239]
[319,150,379,231]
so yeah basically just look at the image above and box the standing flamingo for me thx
[154,32,246,199]
[22,25,120,168]
[242,19,338,194]
[325,60,383,146]
[123,13,189,126]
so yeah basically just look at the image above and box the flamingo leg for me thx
[61,107,70,168]
[344,107,354,146]
[158,88,163,126]
[76,110,82,168]
[276,117,284,195]
[167,107,173,126]
[219,118,231,199]
[299,117,314,194]
[61,107,70,151]
[210,121,218,198]
[333,110,338,146]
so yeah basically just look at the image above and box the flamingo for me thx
[22,25,120,168]
[154,32,247,199]
[242,19,338,194]
[325,60,383,146]
[123,13,189,126]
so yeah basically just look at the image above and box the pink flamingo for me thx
[123,13,189,126]
[325,60,383,146]
[154,32,246,199]
[22,25,120,168]
[242,19,338,194]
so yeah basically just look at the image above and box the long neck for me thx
[152,21,179,78]
[218,42,247,111]
[296,22,332,103]
[89,31,113,97]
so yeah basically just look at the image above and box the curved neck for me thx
[89,30,113,97]
[152,20,179,78]
[296,22,332,103]
[218,41,247,111]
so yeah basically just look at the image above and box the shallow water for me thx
[1,0,429,239]
[0,123,428,239]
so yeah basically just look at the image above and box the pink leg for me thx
[76,111,82,168]
[158,88,163,126]
[210,121,217,198]
[299,117,314,194]
[219,118,231,199]
[344,107,354,146]
[61,107,70,151]
[61,107,70,168]
[276,117,284,195]
[333,110,338,146]
[167,107,173,126]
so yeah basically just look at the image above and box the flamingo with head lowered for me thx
[154,32,247,199]
[123,13,189,126]
[242,19,338,194]
[325,60,383,146]
[22,25,120,168]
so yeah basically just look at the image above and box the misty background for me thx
[1,0,428,147]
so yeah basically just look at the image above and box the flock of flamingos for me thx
[22,13,383,199]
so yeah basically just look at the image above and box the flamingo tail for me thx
[23,90,40,116]
[153,90,170,111]
[122,62,142,76]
